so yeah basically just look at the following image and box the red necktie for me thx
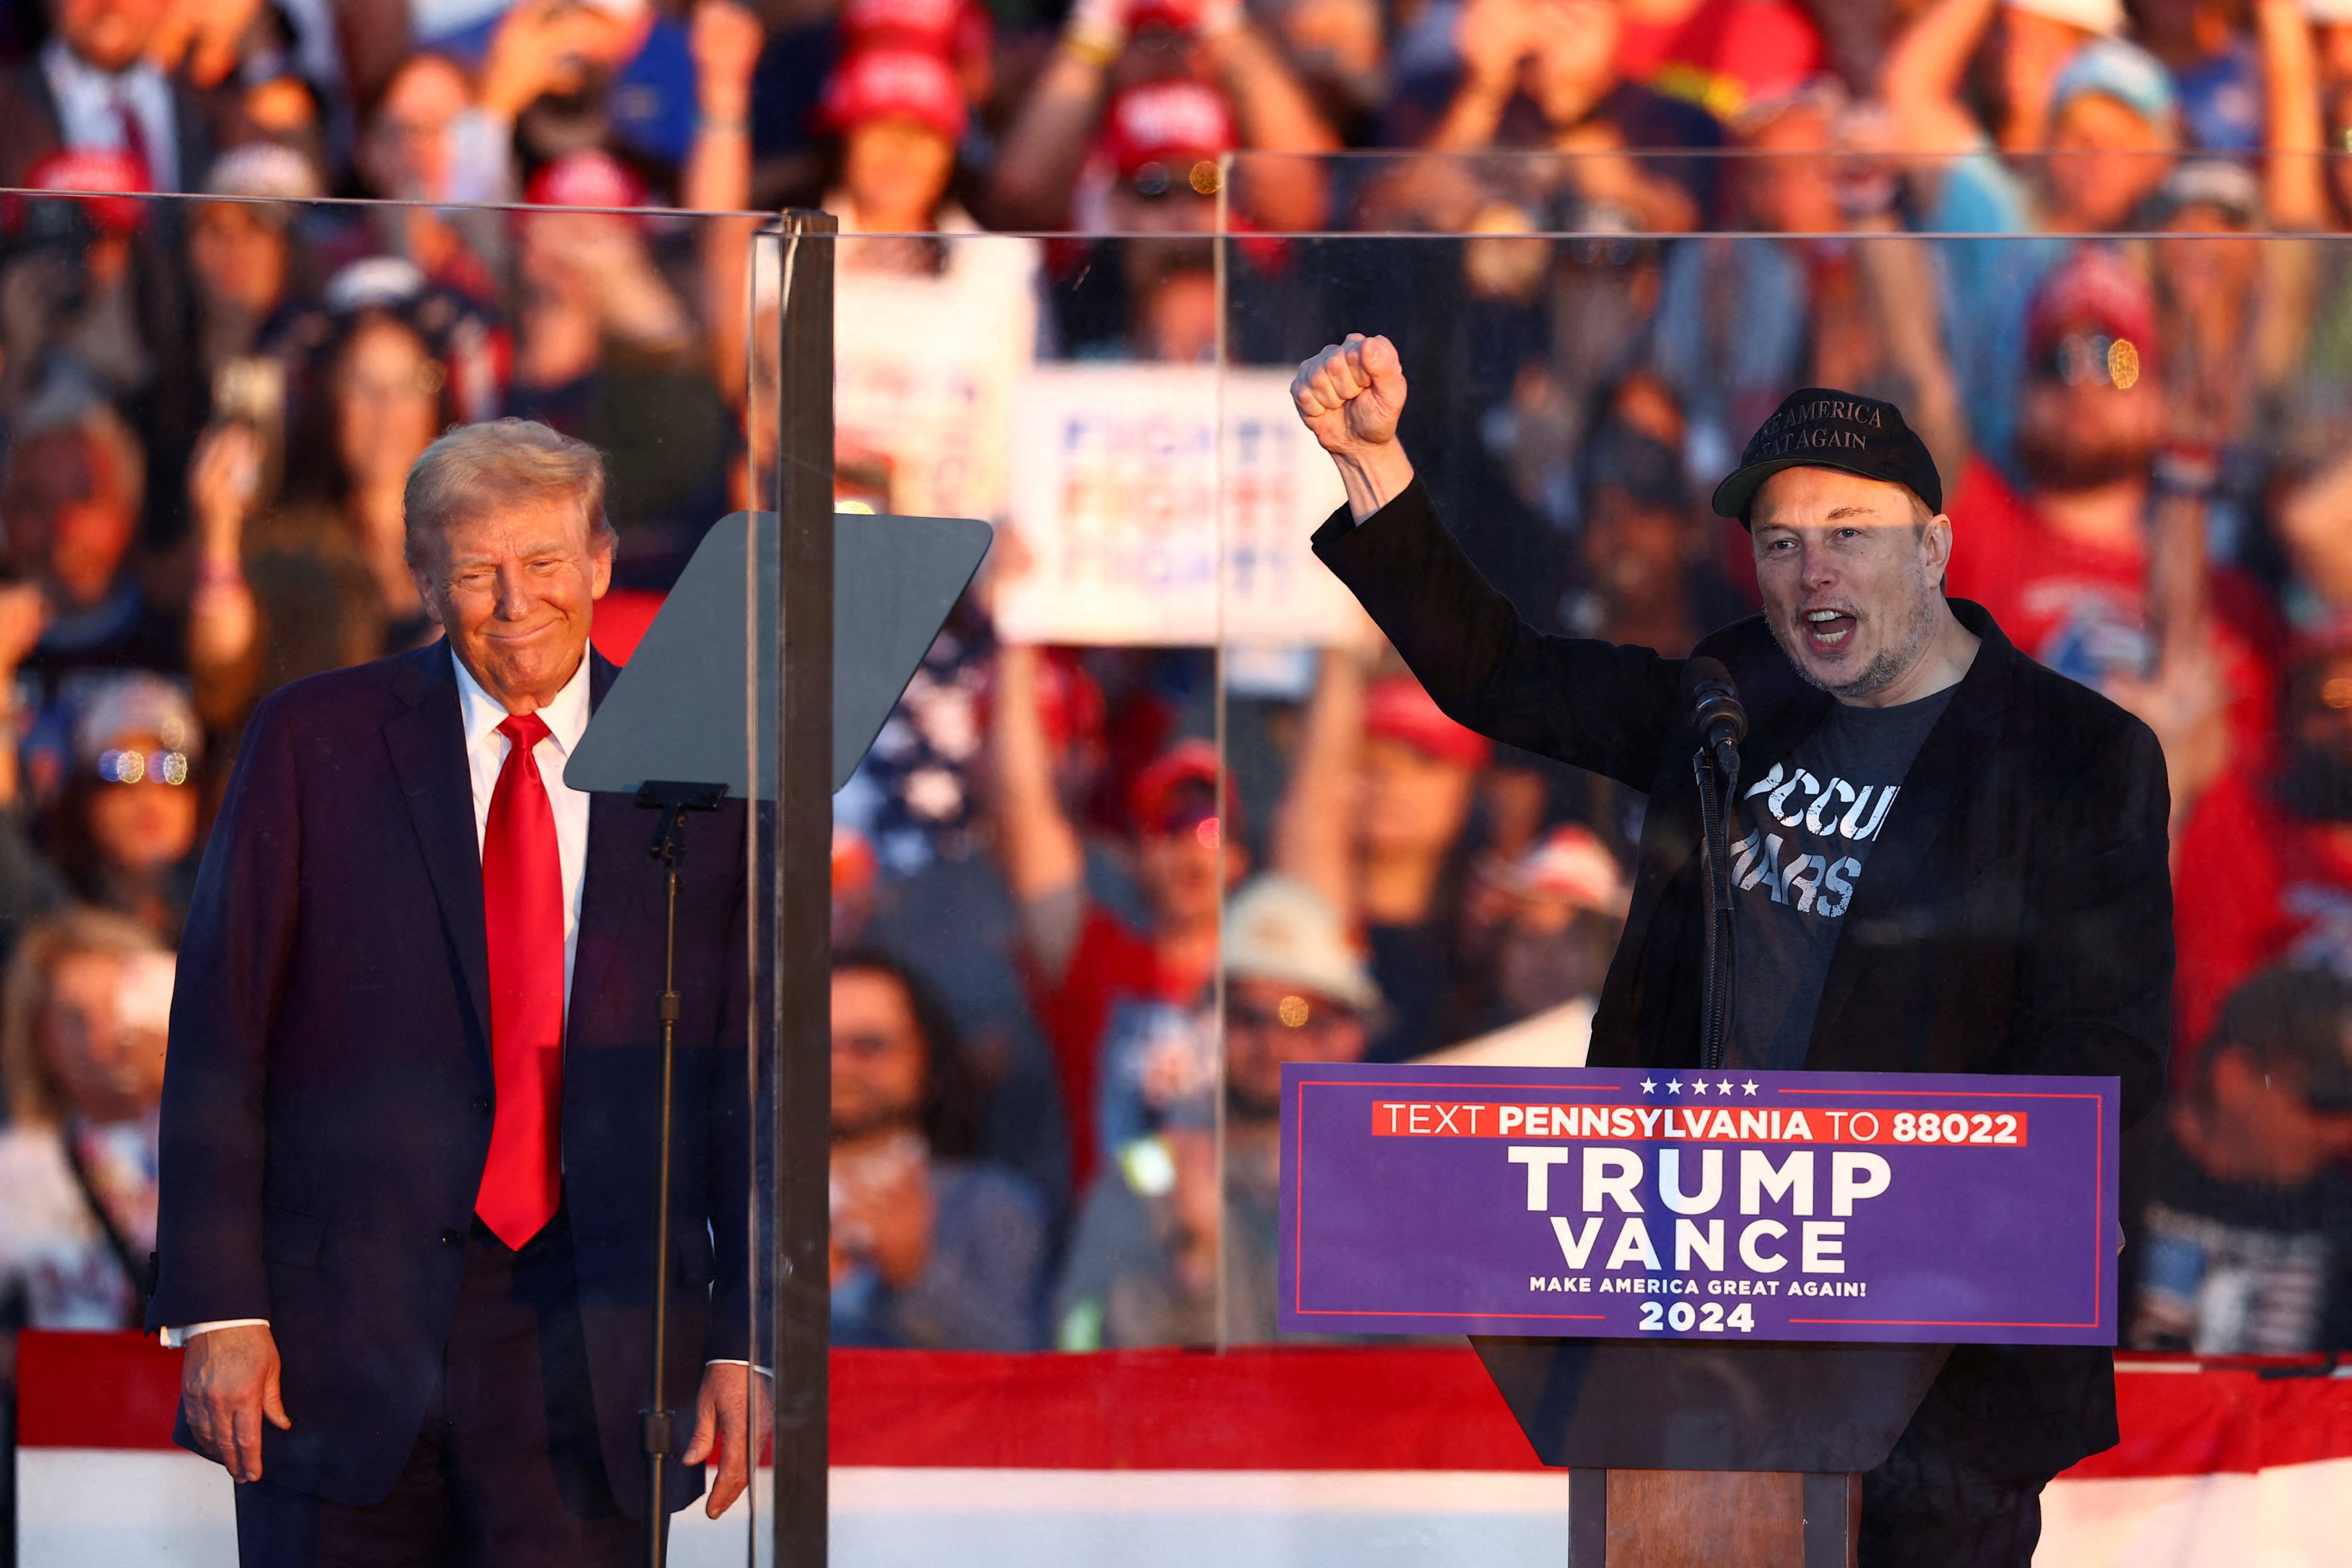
[476,712,565,1248]
[113,94,152,187]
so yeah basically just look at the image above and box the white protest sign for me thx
[995,364,1358,647]
[833,237,1040,523]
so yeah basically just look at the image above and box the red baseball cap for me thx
[2026,248,2157,375]
[1101,79,1237,183]
[839,0,992,61]
[25,149,150,235]
[1364,675,1492,770]
[1507,825,1629,916]
[1129,739,1240,839]
[1127,0,1207,32]
[820,47,968,142]
[523,148,651,210]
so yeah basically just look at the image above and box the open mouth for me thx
[1802,608,1856,651]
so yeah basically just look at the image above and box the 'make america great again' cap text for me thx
[1709,387,1944,526]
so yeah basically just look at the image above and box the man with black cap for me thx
[1290,333,2172,1565]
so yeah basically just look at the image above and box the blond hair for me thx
[0,905,166,1127]
[401,418,615,567]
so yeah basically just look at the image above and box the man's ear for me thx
[411,562,446,628]
[589,528,616,600]
[1924,513,1955,586]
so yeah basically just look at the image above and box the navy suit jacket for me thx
[149,642,753,1513]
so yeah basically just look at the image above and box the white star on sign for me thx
[1639,1078,1657,1094]
[1666,1079,1683,1094]
[1690,1078,1709,1094]
[1742,1080,1759,1096]
[1719,1080,1735,1095]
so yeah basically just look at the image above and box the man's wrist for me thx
[162,1318,271,1348]
[698,88,752,129]
[1332,443,1416,522]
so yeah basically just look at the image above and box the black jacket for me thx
[150,644,752,1512]
[1314,478,2172,1478]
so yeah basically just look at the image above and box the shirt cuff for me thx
[160,1319,269,1349]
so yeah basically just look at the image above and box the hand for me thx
[481,0,615,118]
[972,523,1035,621]
[681,1361,772,1518]
[150,0,263,88]
[180,1323,290,1484]
[1064,0,1131,55]
[2105,639,2231,818]
[0,582,50,675]
[1292,334,1415,519]
[188,422,261,558]
[1192,0,1246,38]
[1554,120,1640,208]
[1454,0,1536,98]
[1165,1129,1220,1297]
[850,1157,936,1290]
[691,1,765,122]
[1293,333,1407,453]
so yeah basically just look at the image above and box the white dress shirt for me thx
[41,38,180,191]
[453,646,593,1011]
[163,647,593,1347]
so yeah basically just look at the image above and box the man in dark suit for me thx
[1291,335,2171,1567]
[0,0,256,190]
[148,419,759,1564]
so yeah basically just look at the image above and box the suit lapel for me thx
[382,643,492,1053]
[1803,602,2015,1059]
[567,652,640,1039]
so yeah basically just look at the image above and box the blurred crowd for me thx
[13,1,2352,1528]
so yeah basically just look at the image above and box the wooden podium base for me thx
[1567,1469,1857,1567]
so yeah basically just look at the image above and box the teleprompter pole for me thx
[637,782,726,1568]
[771,207,836,1568]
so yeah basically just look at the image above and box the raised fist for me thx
[692,0,766,118]
[1292,333,1408,457]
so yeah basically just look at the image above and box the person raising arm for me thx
[1291,329,2169,1566]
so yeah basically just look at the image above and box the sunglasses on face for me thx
[1129,159,1221,200]
[95,748,191,786]
[1226,994,1354,1037]
[2036,332,2142,389]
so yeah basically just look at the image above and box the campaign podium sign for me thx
[1279,1063,2119,1347]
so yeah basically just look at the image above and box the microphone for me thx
[1687,656,1746,780]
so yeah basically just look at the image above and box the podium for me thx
[1282,1060,2119,1566]
[1472,1338,1950,1566]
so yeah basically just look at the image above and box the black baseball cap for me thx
[2214,964,2352,1113]
[1710,387,1944,526]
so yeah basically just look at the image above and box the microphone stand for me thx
[635,778,728,1568]
[1687,660,1745,1072]
[1693,741,1739,1072]
[1702,733,1740,1072]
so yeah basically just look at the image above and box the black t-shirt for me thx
[1729,686,1955,1070]
[2122,1119,2352,1354]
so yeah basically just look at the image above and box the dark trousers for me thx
[1859,1422,2049,1568]
[234,1214,636,1568]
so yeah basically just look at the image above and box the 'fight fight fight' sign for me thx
[1278,1064,2118,1346]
